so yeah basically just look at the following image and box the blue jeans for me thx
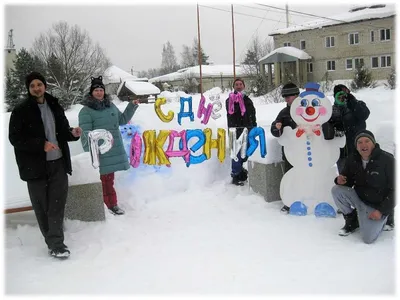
[231,152,245,177]
[331,185,388,244]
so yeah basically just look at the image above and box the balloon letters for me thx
[142,130,171,166]
[88,129,114,169]
[228,92,246,116]
[247,127,267,158]
[154,97,174,123]
[177,97,195,125]
[197,95,213,125]
[229,128,248,162]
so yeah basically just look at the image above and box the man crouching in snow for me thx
[331,130,395,243]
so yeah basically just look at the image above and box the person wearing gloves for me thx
[79,76,139,215]
[322,84,370,172]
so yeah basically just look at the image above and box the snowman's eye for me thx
[311,99,320,107]
[301,99,308,107]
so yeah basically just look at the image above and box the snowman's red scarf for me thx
[296,125,321,137]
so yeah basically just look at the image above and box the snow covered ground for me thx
[3,84,397,295]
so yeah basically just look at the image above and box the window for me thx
[380,29,391,41]
[307,62,313,73]
[300,40,306,50]
[283,42,291,47]
[325,36,335,48]
[327,60,336,71]
[355,58,364,68]
[370,31,375,42]
[381,55,391,68]
[346,59,353,70]
[371,57,379,68]
[349,33,359,45]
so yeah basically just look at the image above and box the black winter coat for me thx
[322,94,370,158]
[270,105,297,138]
[9,93,79,181]
[270,105,298,162]
[225,94,257,137]
[335,144,395,215]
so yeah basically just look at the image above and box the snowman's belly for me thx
[281,166,337,210]
[284,137,335,169]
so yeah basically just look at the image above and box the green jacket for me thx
[78,95,138,175]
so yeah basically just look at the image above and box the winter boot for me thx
[237,168,248,182]
[338,209,359,236]
[231,176,245,186]
[383,213,394,231]
[280,205,290,214]
[109,205,125,215]
[49,247,70,259]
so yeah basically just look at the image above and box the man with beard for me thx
[9,72,82,259]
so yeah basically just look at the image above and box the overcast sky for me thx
[3,1,394,73]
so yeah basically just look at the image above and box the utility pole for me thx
[285,4,289,28]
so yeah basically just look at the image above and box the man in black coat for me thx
[9,72,82,259]
[322,84,370,172]
[331,130,395,243]
[270,82,299,213]
[226,78,257,186]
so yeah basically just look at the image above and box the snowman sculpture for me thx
[278,82,345,216]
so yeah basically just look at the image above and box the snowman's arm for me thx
[278,126,294,146]
[328,135,346,148]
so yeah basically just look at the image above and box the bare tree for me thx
[32,21,111,107]
[241,36,274,96]
[180,44,196,68]
[160,41,179,75]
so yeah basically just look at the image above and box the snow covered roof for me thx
[118,80,160,96]
[149,64,247,83]
[270,4,395,35]
[103,65,138,84]
[259,47,311,64]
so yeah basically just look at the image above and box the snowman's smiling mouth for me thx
[301,114,320,122]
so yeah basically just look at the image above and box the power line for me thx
[198,5,301,26]
[254,3,394,31]
[237,7,272,62]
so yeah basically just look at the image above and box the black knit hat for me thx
[281,82,299,97]
[354,129,376,147]
[333,84,349,97]
[90,76,105,95]
[25,72,47,92]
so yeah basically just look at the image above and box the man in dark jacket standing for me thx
[270,82,299,213]
[331,130,395,243]
[323,84,370,172]
[226,78,257,186]
[9,72,82,259]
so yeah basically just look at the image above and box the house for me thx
[117,81,160,103]
[102,65,160,102]
[149,64,253,93]
[259,4,395,86]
